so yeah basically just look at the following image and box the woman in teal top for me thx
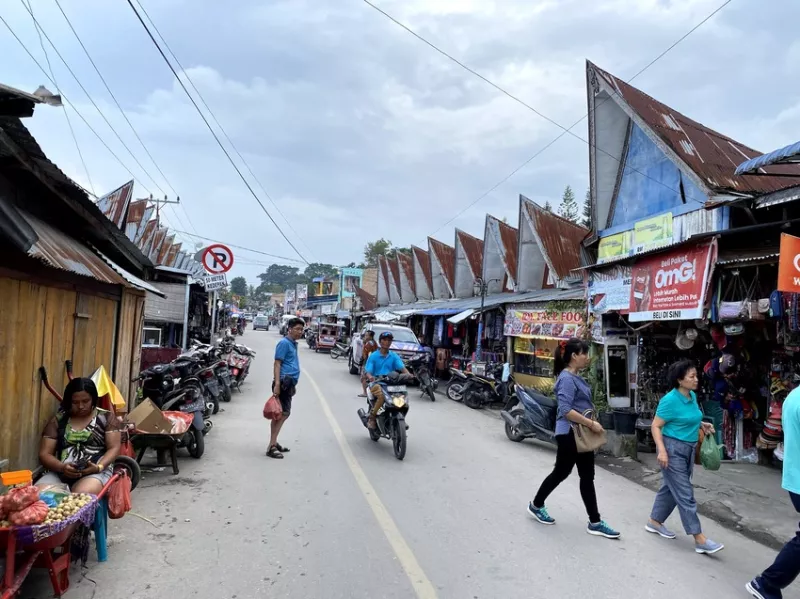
[647,359,723,554]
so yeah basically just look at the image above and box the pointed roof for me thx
[455,229,483,280]
[522,198,589,279]
[387,256,402,291]
[588,61,800,198]
[397,251,416,295]
[353,285,377,311]
[378,254,391,297]
[96,180,134,230]
[497,220,518,280]
[411,245,433,294]
[428,237,455,291]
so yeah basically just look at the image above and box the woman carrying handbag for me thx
[528,338,620,539]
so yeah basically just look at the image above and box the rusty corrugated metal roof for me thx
[125,199,147,242]
[397,251,415,295]
[455,229,483,279]
[497,220,518,281]
[138,219,157,255]
[589,61,800,197]
[378,255,391,298]
[156,234,175,265]
[428,237,455,289]
[165,242,181,268]
[411,245,433,293]
[96,180,134,230]
[353,285,377,311]
[525,200,589,279]
[148,227,168,262]
[387,256,402,292]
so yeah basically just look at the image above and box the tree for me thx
[230,276,248,297]
[558,185,579,223]
[303,263,338,280]
[581,188,592,229]
[386,247,411,260]
[257,264,305,289]
[363,238,392,267]
[543,200,553,212]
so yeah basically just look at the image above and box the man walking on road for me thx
[747,386,800,598]
[268,317,305,459]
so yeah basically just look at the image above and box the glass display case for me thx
[513,337,558,378]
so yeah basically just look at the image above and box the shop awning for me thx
[419,307,462,316]
[735,140,800,175]
[447,308,475,324]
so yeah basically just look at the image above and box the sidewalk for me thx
[473,400,797,550]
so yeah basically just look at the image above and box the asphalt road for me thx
[21,330,799,598]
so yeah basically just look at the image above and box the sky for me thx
[2,0,799,284]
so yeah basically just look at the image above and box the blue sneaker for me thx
[527,503,555,525]
[746,577,780,599]
[645,521,676,539]
[695,539,724,554]
[587,520,620,539]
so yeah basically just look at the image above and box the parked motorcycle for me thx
[357,373,412,460]
[190,341,234,403]
[330,341,349,360]
[406,354,436,401]
[500,384,558,444]
[135,365,207,457]
[446,367,469,402]
[221,338,256,391]
[461,363,514,410]
[173,353,221,415]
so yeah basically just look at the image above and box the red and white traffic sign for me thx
[201,244,234,274]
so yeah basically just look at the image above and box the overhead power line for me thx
[52,0,201,239]
[362,0,733,236]
[131,0,315,261]
[125,0,309,265]
[170,229,307,264]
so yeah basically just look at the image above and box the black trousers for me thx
[760,492,800,592]
[533,430,601,524]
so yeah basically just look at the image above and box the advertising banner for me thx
[777,233,800,293]
[504,306,585,339]
[633,212,673,254]
[628,242,715,322]
[296,284,308,302]
[597,232,628,263]
[588,265,632,314]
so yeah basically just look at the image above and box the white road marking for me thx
[304,369,438,599]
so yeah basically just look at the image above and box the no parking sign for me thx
[201,244,234,274]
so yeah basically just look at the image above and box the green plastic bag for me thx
[700,433,721,471]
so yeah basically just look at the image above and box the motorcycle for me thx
[330,341,349,360]
[500,384,558,444]
[406,354,436,401]
[190,341,234,403]
[446,367,469,402]
[135,365,208,457]
[461,363,514,410]
[357,373,413,460]
[222,339,255,391]
[173,353,221,415]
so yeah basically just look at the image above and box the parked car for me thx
[348,323,426,375]
[252,315,270,331]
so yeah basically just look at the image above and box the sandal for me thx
[275,443,290,453]
[266,445,284,459]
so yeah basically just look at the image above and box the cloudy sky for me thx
[2,0,798,283]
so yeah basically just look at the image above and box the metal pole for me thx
[476,282,486,362]
[181,278,190,350]
[210,290,217,341]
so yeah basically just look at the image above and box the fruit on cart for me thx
[9,500,49,526]
[42,493,92,524]
[5,485,39,511]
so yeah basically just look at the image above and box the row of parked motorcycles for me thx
[134,335,257,459]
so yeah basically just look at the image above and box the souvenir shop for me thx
[504,300,586,390]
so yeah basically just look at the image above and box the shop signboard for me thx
[628,242,715,322]
[597,232,628,264]
[588,265,632,314]
[632,212,673,254]
[296,284,308,302]
[777,233,800,293]
[504,305,585,339]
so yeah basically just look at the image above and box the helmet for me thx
[379,331,394,341]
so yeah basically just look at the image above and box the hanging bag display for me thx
[718,269,755,321]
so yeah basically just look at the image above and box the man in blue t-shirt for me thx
[268,317,305,459]
[747,387,800,599]
[365,331,409,429]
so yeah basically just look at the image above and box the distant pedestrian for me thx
[746,386,800,599]
[528,338,620,539]
[647,359,722,554]
[358,330,377,398]
[267,317,305,459]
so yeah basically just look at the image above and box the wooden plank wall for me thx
[114,289,146,410]
[0,277,137,469]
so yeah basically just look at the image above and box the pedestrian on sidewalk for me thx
[528,338,620,539]
[267,317,305,459]
[358,330,377,398]
[647,359,723,554]
[746,384,800,599]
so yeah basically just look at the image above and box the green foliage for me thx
[581,188,592,229]
[363,238,392,267]
[303,263,338,280]
[586,348,608,412]
[543,200,553,212]
[230,276,247,297]
[558,185,579,223]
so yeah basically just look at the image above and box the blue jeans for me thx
[758,492,800,594]
[650,435,702,535]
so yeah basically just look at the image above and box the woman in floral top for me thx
[37,378,120,494]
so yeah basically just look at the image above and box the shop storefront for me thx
[504,302,585,389]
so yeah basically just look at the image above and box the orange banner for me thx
[778,233,800,293]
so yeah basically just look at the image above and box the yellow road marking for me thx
[304,369,438,599]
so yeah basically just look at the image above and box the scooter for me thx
[172,354,221,415]
[406,354,436,401]
[357,373,413,460]
[330,341,349,360]
[500,384,558,444]
[446,367,469,402]
[461,363,514,410]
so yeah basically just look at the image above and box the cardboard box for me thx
[127,398,172,434]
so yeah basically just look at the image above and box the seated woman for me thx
[37,377,121,494]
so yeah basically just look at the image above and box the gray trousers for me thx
[650,435,702,535]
